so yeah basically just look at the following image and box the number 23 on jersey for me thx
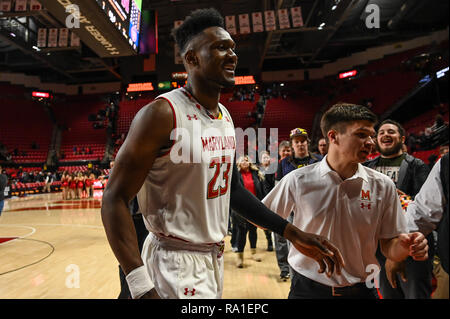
[207,156,232,199]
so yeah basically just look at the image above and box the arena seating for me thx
[52,95,108,162]
[219,92,259,129]
[0,84,52,163]
[116,98,154,137]
[261,94,326,141]
[412,147,441,164]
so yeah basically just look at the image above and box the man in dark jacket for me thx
[274,128,322,281]
[276,128,322,180]
[364,119,432,299]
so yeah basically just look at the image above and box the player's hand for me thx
[398,232,428,261]
[284,224,345,278]
[139,288,161,299]
[385,259,406,289]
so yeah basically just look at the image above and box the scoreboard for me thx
[95,0,142,52]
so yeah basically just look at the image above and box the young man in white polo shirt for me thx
[262,103,429,299]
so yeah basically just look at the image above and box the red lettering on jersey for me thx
[361,189,371,201]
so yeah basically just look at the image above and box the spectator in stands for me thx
[407,133,418,153]
[259,150,275,190]
[273,128,323,282]
[232,155,268,268]
[276,128,322,180]
[364,119,432,299]
[278,140,291,161]
[36,171,45,183]
[258,150,275,252]
[317,137,328,156]
[43,172,54,193]
[0,165,7,217]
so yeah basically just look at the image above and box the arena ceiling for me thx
[0,0,448,86]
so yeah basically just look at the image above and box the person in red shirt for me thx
[61,171,69,200]
[75,172,84,199]
[68,174,77,200]
[85,172,95,198]
[232,155,269,268]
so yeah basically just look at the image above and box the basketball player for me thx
[101,8,344,299]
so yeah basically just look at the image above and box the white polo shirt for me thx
[262,155,408,287]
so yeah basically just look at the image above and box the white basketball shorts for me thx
[141,232,225,299]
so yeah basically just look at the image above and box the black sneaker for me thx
[267,245,273,252]
[280,273,290,282]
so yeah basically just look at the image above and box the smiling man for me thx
[364,119,432,299]
[101,8,345,300]
[263,104,429,299]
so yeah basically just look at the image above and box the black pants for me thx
[288,271,378,299]
[376,234,434,299]
[118,213,149,299]
[235,220,257,253]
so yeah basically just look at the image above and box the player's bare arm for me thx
[101,98,173,299]
[229,165,345,277]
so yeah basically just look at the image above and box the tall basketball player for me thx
[101,8,344,299]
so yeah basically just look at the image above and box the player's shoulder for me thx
[135,97,174,124]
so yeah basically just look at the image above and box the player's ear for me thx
[328,130,338,145]
[184,50,198,67]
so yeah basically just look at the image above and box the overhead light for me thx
[319,23,326,27]
[332,0,340,10]
[10,32,16,37]
[32,46,41,51]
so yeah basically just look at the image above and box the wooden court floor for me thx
[0,193,290,299]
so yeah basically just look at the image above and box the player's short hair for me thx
[378,119,405,137]
[320,103,378,139]
[172,8,224,54]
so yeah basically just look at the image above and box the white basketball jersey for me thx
[137,87,236,244]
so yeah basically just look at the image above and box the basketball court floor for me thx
[0,192,290,299]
